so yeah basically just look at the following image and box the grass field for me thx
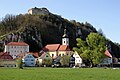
[0,67,120,80]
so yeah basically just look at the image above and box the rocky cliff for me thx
[0,8,97,52]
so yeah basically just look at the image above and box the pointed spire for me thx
[63,28,68,38]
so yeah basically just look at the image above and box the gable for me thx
[24,54,34,59]
[40,53,51,59]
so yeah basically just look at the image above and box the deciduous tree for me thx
[74,33,107,67]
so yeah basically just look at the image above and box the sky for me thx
[0,0,120,43]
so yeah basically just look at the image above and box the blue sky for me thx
[0,0,120,43]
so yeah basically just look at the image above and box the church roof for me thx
[58,45,70,51]
[43,44,60,51]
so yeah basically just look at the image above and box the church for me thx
[41,29,73,58]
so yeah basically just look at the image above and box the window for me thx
[52,54,54,57]
[31,59,34,61]
[59,54,61,56]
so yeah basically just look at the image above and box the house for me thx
[52,55,61,67]
[22,53,36,67]
[37,51,52,66]
[28,52,39,62]
[28,7,49,15]
[0,52,17,67]
[73,51,82,67]
[69,55,75,68]
[0,60,17,67]
[17,52,38,67]
[4,42,29,59]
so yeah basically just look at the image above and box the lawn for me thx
[0,67,120,80]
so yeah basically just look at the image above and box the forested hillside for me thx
[0,10,119,56]
[0,12,97,52]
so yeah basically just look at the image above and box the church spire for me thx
[62,29,68,38]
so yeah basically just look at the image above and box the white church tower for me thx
[62,29,69,45]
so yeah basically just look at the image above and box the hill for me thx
[0,9,97,52]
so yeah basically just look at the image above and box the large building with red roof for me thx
[41,29,73,58]
[42,44,73,58]
[4,42,29,59]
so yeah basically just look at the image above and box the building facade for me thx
[73,51,82,67]
[4,42,29,59]
[23,53,36,67]
[28,7,49,15]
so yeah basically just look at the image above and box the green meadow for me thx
[0,67,120,80]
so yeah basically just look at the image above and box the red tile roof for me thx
[39,50,45,56]
[40,52,46,59]
[104,49,112,58]
[43,44,60,51]
[17,52,39,58]
[58,45,70,51]
[30,52,39,58]
[6,42,29,46]
[0,52,13,60]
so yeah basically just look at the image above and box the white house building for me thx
[23,53,36,67]
[73,51,82,67]
[4,42,29,59]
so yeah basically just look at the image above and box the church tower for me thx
[62,29,69,45]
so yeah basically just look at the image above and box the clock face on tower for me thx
[62,29,69,45]
[62,38,69,45]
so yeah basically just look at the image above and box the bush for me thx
[60,55,70,67]
[17,58,23,69]
[43,58,52,67]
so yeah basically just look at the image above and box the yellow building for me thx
[41,28,72,58]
